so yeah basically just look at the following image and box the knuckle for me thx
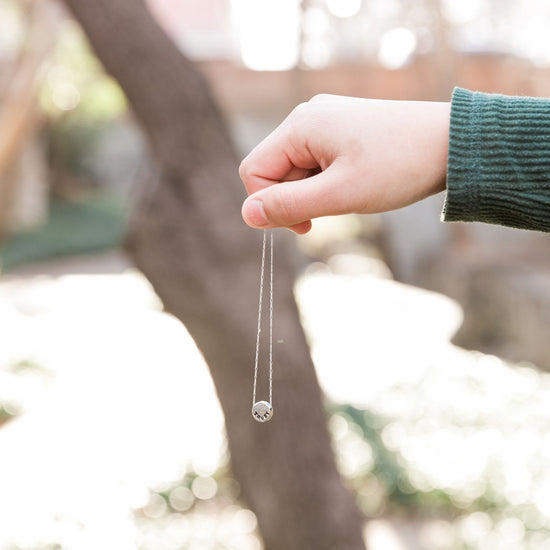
[290,101,310,119]
[309,93,334,103]
[238,158,249,180]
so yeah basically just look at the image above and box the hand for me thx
[239,94,451,234]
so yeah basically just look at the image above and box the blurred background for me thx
[2,0,550,549]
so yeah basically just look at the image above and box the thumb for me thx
[241,168,347,231]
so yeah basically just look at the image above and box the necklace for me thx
[252,229,274,423]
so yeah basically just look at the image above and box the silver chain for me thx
[252,229,273,421]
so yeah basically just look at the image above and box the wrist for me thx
[430,101,451,196]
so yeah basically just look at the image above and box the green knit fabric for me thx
[442,87,550,232]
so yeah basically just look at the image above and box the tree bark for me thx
[60,1,365,548]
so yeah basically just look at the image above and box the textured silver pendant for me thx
[252,401,273,423]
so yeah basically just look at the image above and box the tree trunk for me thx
[60,1,366,548]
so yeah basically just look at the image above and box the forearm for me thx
[443,87,550,232]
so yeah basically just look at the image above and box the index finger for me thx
[238,108,320,196]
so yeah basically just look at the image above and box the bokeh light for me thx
[231,0,300,70]
[378,27,417,69]
[326,0,362,19]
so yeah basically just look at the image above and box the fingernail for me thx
[245,199,268,227]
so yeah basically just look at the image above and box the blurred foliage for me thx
[136,350,550,549]
[0,194,126,271]
[135,463,260,550]
[3,287,550,549]
[39,22,129,190]
[7,359,53,376]
[330,403,457,516]
[0,405,17,428]
[47,116,109,184]
[0,360,53,430]
[0,12,130,270]
[40,22,126,123]
[327,398,550,549]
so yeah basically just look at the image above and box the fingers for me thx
[239,98,346,232]
[241,163,350,230]
[239,104,321,196]
[288,220,313,234]
[241,196,313,233]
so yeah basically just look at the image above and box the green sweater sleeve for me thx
[442,87,550,232]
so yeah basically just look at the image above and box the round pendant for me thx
[252,401,273,423]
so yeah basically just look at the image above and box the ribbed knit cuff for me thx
[442,87,550,232]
